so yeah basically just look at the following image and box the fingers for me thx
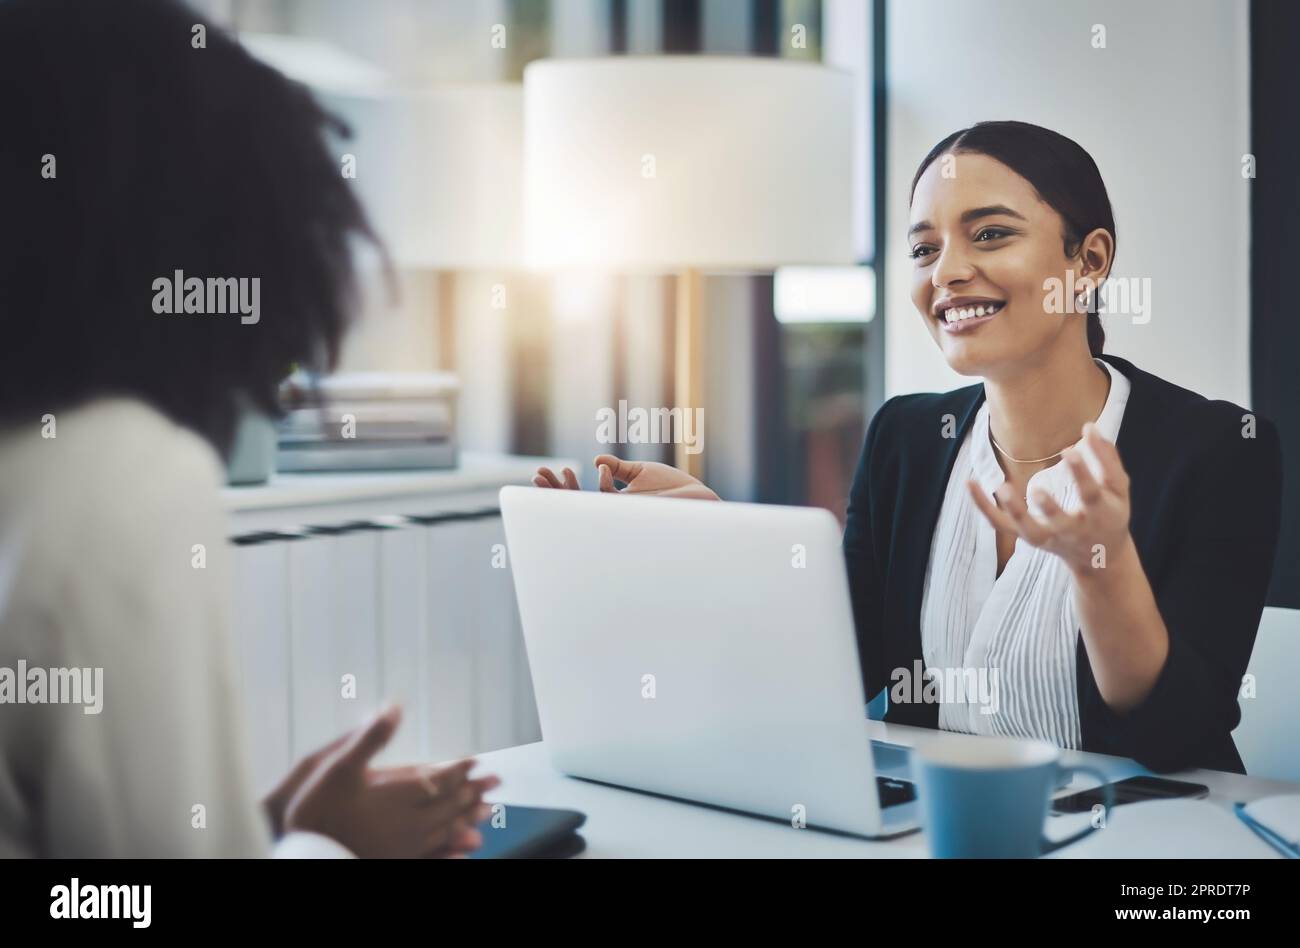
[430,825,485,859]
[378,763,500,822]
[532,467,563,489]
[417,760,474,804]
[1063,445,1104,506]
[1027,487,1075,532]
[279,728,352,792]
[968,480,1055,546]
[967,480,1019,535]
[359,761,498,858]
[334,704,401,772]
[372,759,473,804]
[594,454,643,485]
[445,825,485,854]
[422,819,479,857]
[993,486,1052,546]
[417,780,499,854]
[533,466,585,490]
[1081,422,1128,492]
[429,774,498,821]
[311,730,352,764]
[597,462,616,492]
[419,780,484,828]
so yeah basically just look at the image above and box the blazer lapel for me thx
[894,385,986,663]
[1098,354,1166,566]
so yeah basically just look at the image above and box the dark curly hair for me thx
[0,0,380,455]
[910,120,1115,357]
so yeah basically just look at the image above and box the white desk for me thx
[474,722,1299,858]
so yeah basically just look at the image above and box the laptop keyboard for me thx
[877,776,917,808]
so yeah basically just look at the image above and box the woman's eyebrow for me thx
[908,204,1027,237]
[961,204,1027,225]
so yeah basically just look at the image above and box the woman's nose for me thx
[932,242,977,288]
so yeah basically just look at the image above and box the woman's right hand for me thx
[533,454,720,501]
[282,706,499,858]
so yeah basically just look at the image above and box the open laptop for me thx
[499,485,920,839]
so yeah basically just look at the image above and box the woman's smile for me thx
[935,297,1007,333]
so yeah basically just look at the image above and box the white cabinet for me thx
[375,523,432,765]
[475,515,526,753]
[286,529,382,758]
[229,539,293,794]
[223,454,568,787]
[421,515,484,762]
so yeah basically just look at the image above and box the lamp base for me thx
[674,268,705,480]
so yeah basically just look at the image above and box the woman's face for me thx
[908,151,1092,379]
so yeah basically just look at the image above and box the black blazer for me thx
[843,353,1283,774]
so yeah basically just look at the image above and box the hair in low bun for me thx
[1086,312,1105,356]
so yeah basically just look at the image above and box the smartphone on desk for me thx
[467,805,586,859]
[1051,775,1209,814]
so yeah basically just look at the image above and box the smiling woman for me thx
[848,121,1282,773]
[534,120,1284,776]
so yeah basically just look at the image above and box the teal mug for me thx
[914,736,1115,858]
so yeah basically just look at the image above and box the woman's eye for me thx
[909,245,935,260]
[975,227,1012,242]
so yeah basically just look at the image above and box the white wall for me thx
[885,0,1250,405]
[288,0,511,84]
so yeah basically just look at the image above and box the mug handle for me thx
[1039,765,1115,855]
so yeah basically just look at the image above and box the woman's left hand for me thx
[968,421,1134,577]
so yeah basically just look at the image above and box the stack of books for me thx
[276,372,459,472]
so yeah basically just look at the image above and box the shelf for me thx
[221,451,574,512]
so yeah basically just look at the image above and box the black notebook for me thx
[468,805,587,859]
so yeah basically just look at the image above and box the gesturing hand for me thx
[533,454,720,501]
[967,422,1134,576]
[264,729,350,839]
[282,705,500,858]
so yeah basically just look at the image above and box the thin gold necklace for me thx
[987,432,1074,465]
[988,431,1071,505]
[989,361,1111,465]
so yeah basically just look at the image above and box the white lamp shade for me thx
[524,56,855,272]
